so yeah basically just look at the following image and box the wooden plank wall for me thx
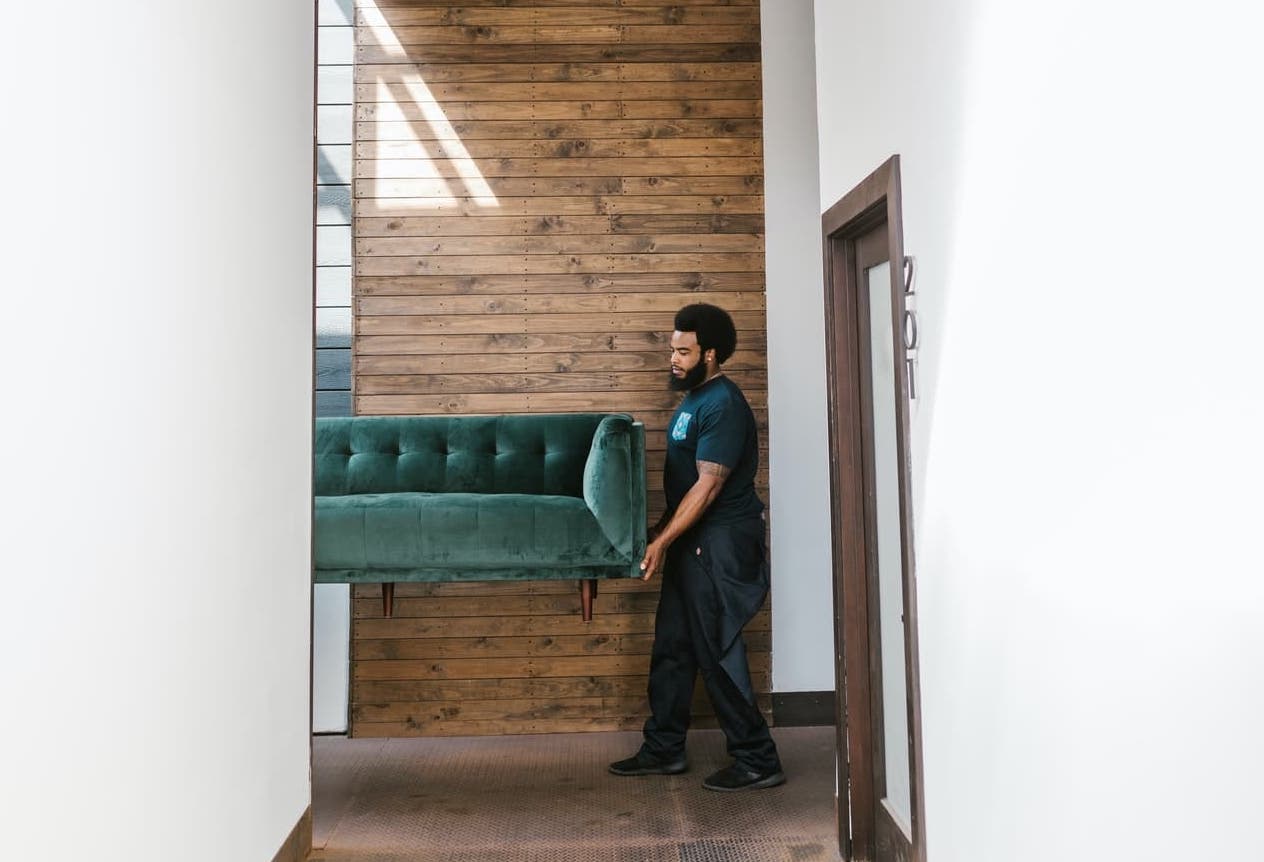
[350,0,767,737]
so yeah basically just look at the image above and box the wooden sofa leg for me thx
[382,582,394,618]
[579,578,597,622]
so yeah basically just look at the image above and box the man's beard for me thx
[668,362,709,392]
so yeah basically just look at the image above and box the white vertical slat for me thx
[313,10,355,735]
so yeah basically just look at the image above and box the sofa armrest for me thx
[582,415,647,568]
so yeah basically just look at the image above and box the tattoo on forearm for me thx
[697,460,732,480]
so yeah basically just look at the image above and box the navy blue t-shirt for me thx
[663,375,764,525]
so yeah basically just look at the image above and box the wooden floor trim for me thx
[271,805,312,862]
[771,691,836,727]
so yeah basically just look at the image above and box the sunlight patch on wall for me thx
[359,0,499,210]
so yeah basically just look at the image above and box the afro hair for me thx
[673,303,737,364]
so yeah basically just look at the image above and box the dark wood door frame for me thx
[822,156,927,862]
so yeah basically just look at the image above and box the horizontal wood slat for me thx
[350,647,771,680]
[355,213,765,236]
[348,4,768,738]
[354,157,764,179]
[356,99,762,121]
[350,696,654,726]
[355,291,765,314]
[356,138,762,158]
[355,629,771,661]
[352,676,650,703]
[350,404,769,431]
[354,390,764,414]
[353,369,767,395]
[355,349,765,374]
[356,195,766,218]
[357,176,763,199]
[355,252,765,276]
[356,44,761,65]
[357,0,759,6]
[357,7,758,27]
[349,605,771,640]
[354,329,767,355]
[358,25,761,46]
[354,63,762,84]
[356,233,762,256]
[357,118,763,141]
[354,272,766,294]
[350,684,770,726]
[355,309,764,332]
[348,713,777,738]
[356,81,762,102]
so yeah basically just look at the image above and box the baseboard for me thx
[271,806,312,862]
[771,691,836,726]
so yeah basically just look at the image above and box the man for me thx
[608,303,785,792]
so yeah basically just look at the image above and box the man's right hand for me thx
[640,539,667,582]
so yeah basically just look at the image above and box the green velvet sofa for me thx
[314,413,646,620]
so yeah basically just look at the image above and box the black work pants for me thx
[640,517,781,773]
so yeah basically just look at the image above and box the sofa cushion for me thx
[314,414,605,498]
[315,492,626,571]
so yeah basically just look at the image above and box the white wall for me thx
[814,1,1264,859]
[760,0,835,692]
[313,583,351,732]
[0,2,315,860]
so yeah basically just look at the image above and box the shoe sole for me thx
[702,770,787,792]
[608,762,688,777]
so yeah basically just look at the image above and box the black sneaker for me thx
[608,751,688,776]
[702,764,786,792]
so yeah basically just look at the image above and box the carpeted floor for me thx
[312,726,842,862]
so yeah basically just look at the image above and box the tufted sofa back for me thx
[315,413,621,498]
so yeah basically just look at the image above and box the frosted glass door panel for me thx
[865,260,912,834]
